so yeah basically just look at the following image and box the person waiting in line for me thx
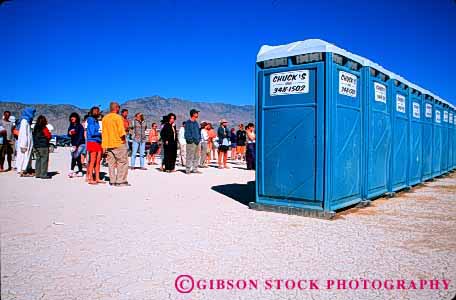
[199,121,210,168]
[246,123,256,170]
[217,119,230,169]
[102,102,130,186]
[1,111,16,172]
[121,109,130,132]
[178,121,186,167]
[230,127,237,161]
[0,123,6,163]
[159,115,168,171]
[208,123,217,162]
[121,109,131,152]
[32,115,52,179]
[86,106,105,185]
[68,112,85,178]
[184,109,201,174]
[160,113,178,172]
[236,123,246,161]
[16,107,36,177]
[81,114,89,168]
[147,122,160,165]
[130,112,148,170]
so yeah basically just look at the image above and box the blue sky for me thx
[0,0,455,107]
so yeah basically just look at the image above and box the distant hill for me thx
[0,96,255,134]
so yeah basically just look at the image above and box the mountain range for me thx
[0,96,255,134]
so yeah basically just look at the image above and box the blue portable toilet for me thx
[408,83,423,186]
[362,63,392,199]
[389,77,410,192]
[449,105,454,170]
[441,101,450,173]
[453,105,456,170]
[452,105,456,170]
[432,97,443,177]
[253,39,365,217]
[253,39,450,217]
[421,93,434,181]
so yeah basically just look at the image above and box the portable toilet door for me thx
[255,54,326,212]
[325,53,364,210]
[409,88,423,186]
[363,66,392,199]
[453,106,456,171]
[422,94,434,181]
[441,103,450,173]
[389,79,410,192]
[449,107,454,170]
[432,98,443,177]
[453,106,456,170]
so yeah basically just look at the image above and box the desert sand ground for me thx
[1,148,455,300]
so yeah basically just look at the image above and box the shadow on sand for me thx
[211,181,255,207]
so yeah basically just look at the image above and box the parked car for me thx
[56,135,71,147]
[49,136,57,153]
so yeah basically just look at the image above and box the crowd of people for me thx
[0,103,256,186]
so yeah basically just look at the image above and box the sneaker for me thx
[76,172,84,177]
[116,182,131,187]
[40,176,52,179]
[185,170,191,175]
[192,170,203,174]
[68,172,75,178]
[139,167,147,170]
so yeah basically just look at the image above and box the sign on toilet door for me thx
[425,104,432,118]
[396,95,406,113]
[374,82,387,103]
[413,102,420,119]
[339,71,357,98]
[270,70,309,96]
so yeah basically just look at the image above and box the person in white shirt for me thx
[199,122,210,168]
[178,121,186,167]
[16,107,36,177]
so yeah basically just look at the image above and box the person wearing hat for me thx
[16,107,36,177]
[217,119,230,169]
[184,109,202,174]
[199,121,210,168]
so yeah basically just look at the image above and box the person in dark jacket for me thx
[160,113,177,172]
[68,112,85,178]
[217,119,230,169]
[184,109,202,174]
[32,115,52,179]
[86,106,104,185]
[245,123,256,170]
[236,123,247,161]
[230,128,237,160]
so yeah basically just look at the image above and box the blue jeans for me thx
[131,140,146,168]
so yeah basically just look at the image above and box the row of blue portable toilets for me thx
[252,39,455,217]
